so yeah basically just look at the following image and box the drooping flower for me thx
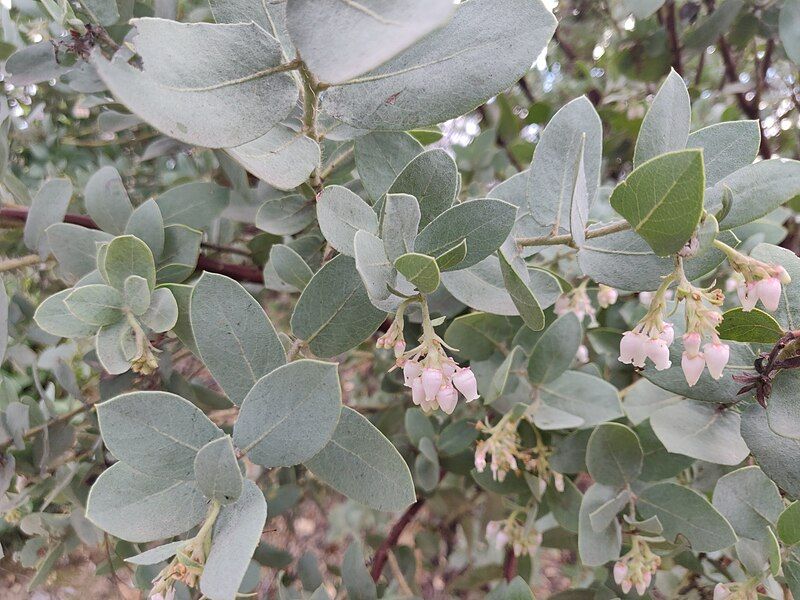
[716,239,790,313]
[554,280,598,325]
[485,518,542,557]
[703,342,730,380]
[619,331,648,368]
[452,367,479,401]
[681,352,705,387]
[613,536,661,597]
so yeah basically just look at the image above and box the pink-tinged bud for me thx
[737,281,758,311]
[635,580,647,596]
[714,583,731,600]
[403,361,422,387]
[553,472,565,492]
[575,344,589,364]
[554,295,570,316]
[452,367,479,401]
[619,331,647,367]
[756,276,782,312]
[437,384,459,414]
[643,571,652,587]
[682,332,702,357]
[411,377,425,405]
[645,338,671,371]
[613,562,628,584]
[475,447,487,472]
[724,276,738,293]
[421,368,443,400]
[620,579,632,594]
[659,322,675,345]
[776,265,791,285]
[703,342,730,380]
[485,520,500,540]
[639,291,653,306]
[681,352,705,387]
[598,285,618,308]
[393,339,406,358]
[495,531,510,550]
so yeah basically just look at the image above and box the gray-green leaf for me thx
[234,360,341,468]
[194,436,243,505]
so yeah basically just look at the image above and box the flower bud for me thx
[393,339,406,358]
[474,446,487,471]
[411,377,425,406]
[645,338,671,371]
[437,384,459,414]
[643,571,652,587]
[635,580,647,596]
[776,265,791,285]
[756,276,781,312]
[452,367,479,401]
[575,344,589,364]
[421,368,443,400]
[703,342,730,380]
[613,562,628,585]
[598,285,618,308]
[620,579,632,594]
[681,352,705,387]
[619,331,647,367]
[714,583,732,600]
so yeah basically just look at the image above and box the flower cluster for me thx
[716,239,791,313]
[474,415,564,490]
[597,284,619,308]
[554,281,599,325]
[713,582,757,600]
[678,284,728,386]
[613,536,661,596]
[486,517,542,557]
[149,504,219,599]
[619,260,731,387]
[619,282,675,371]
[381,299,479,414]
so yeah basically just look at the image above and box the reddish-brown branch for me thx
[0,206,264,283]
[502,546,518,581]
[370,498,426,582]
[662,1,683,75]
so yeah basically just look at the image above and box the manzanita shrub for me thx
[2,0,800,598]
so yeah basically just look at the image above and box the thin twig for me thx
[0,206,265,284]
[502,546,518,582]
[0,403,94,451]
[0,254,43,272]
[371,498,426,582]
[515,219,631,247]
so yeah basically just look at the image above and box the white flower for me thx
[681,352,705,387]
[756,276,782,312]
[645,338,671,370]
[703,342,730,380]
[452,367,479,401]
[714,583,732,600]
[619,331,647,367]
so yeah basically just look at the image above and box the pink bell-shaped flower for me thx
[703,342,730,380]
[681,352,705,387]
[411,377,425,405]
[452,367,479,401]
[620,579,633,594]
[474,446,487,471]
[421,368,443,401]
[635,580,647,596]
[437,384,459,414]
[737,281,758,311]
[403,361,422,387]
[613,562,628,585]
[645,338,671,370]
[757,276,782,312]
[619,331,647,367]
